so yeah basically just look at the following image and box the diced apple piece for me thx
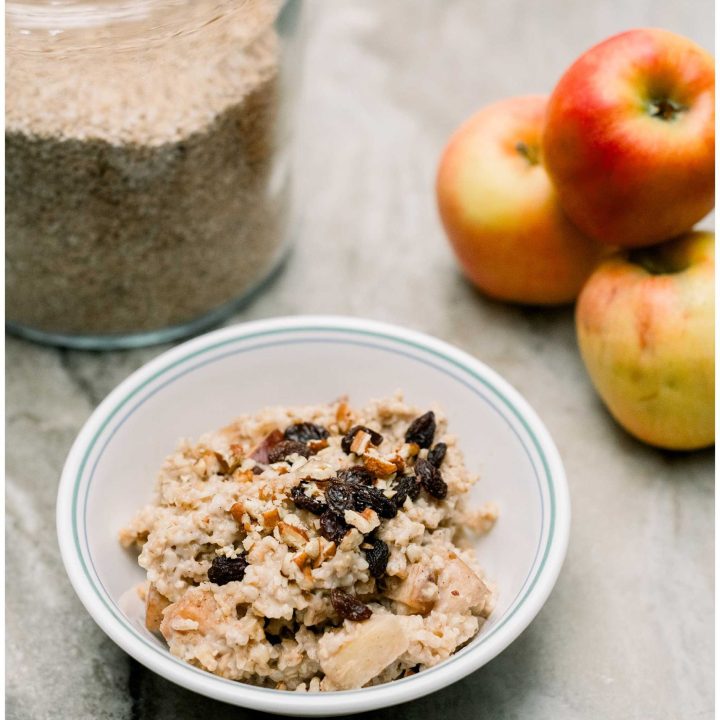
[145,585,171,633]
[319,614,409,689]
[160,588,219,641]
[435,558,490,614]
[385,564,437,615]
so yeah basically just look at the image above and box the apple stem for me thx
[648,97,686,121]
[515,141,540,166]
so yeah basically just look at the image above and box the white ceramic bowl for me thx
[57,315,570,716]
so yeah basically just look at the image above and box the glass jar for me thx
[6,0,304,349]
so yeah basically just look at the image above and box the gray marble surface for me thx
[6,1,714,718]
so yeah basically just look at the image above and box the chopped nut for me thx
[278,522,309,548]
[229,502,245,523]
[308,438,329,453]
[399,442,420,460]
[302,565,314,583]
[293,551,310,569]
[322,541,337,561]
[262,508,280,529]
[350,430,372,455]
[233,469,255,483]
[336,401,352,433]
[226,443,245,473]
[305,537,320,559]
[363,452,398,478]
[343,508,380,534]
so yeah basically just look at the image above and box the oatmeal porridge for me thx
[120,393,498,691]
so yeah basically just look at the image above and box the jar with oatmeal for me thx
[6,0,304,349]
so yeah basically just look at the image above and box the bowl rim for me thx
[56,315,570,716]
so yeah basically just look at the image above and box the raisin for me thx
[290,481,328,515]
[392,474,421,507]
[363,537,389,578]
[330,588,372,621]
[404,411,436,449]
[267,440,310,463]
[337,465,376,486]
[319,511,350,543]
[325,483,354,515]
[352,485,397,519]
[208,554,248,585]
[249,429,284,463]
[416,457,448,499]
[283,422,329,444]
[341,425,383,454]
[252,465,265,475]
[427,442,447,468]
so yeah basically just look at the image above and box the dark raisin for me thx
[283,422,329,444]
[319,511,350,543]
[208,554,248,585]
[404,411,436,449]
[330,588,372,621]
[290,481,328,515]
[341,425,384,454]
[267,440,309,463]
[392,474,421,507]
[252,465,265,475]
[363,537,390,578]
[427,442,447,468]
[416,457,448,499]
[337,465,376,486]
[249,428,284,463]
[325,483,355,514]
[352,485,397,519]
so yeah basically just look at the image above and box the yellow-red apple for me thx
[576,230,714,450]
[436,95,604,305]
[543,29,715,248]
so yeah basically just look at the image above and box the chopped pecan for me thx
[229,502,246,523]
[262,508,280,529]
[363,452,398,478]
[278,522,309,548]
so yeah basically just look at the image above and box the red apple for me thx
[437,96,604,305]
[543,29,715,248]
[576,231,714,450]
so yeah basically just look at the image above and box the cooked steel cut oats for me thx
[120,393,498,691]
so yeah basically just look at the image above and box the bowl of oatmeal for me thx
[57,315,570,716]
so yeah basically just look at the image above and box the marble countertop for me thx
[6,1,713,718]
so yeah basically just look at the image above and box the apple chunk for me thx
[435,558,491,615]
[319,614,410,689]
[385,563,438,615]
